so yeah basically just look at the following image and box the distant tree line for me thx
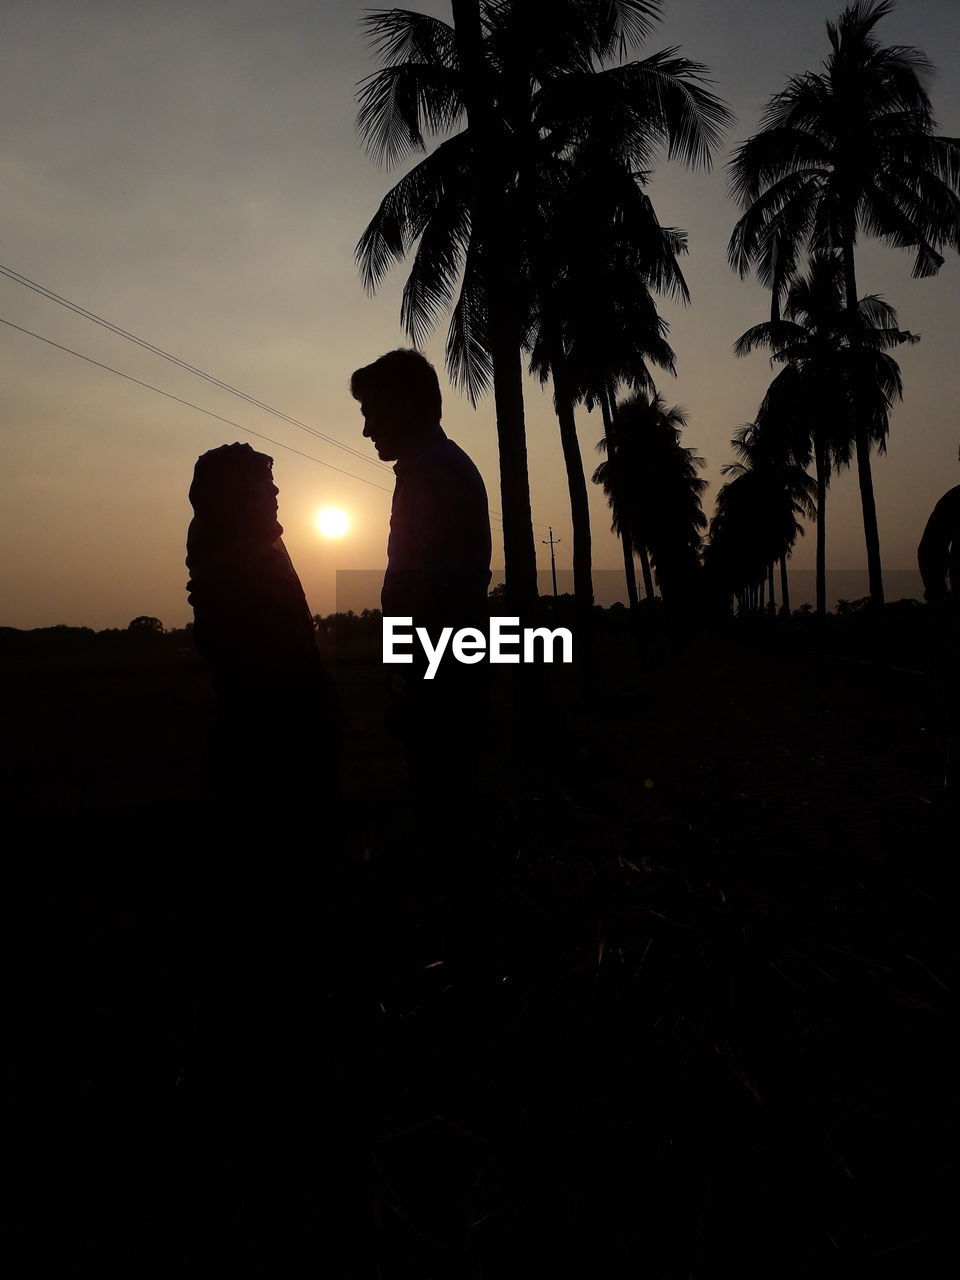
[0,597,653,663]
[0,617,193,660]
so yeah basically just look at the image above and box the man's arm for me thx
[918,490,960,603]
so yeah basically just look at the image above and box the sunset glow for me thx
[315,507,350,538]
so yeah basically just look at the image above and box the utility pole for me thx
[542,527,561,597]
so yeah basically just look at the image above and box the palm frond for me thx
[445,240,492,405]
[361,9,459,68]
[357,63,464,167]
[603,49,733,171]
[401,198,472,346]
[355,132,471,293]
[733,320,808,359]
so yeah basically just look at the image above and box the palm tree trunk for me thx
[814,434,828,617]
[770,236,782,325]
[638,546,655,601]
[841,229,884,608]
[854,429,883,605]
[620,540,639,609]
[779,554,790,615]
[547,331,593,608]
[619,531,639,609]
[767,561,776,615]
[600,391,639,609]
[450,0,538,610]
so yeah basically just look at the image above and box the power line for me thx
[0,261,393,474]
[0,311,507,531]
[0,262,531,527]
[0,315,396,493]
[0,263,516,529]
[489,502,550,530]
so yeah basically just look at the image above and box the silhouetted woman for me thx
[186,441,341,821]
[185,442,341,1090]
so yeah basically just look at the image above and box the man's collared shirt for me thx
[381,426,491,628]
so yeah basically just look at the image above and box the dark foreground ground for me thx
[3,614,954,1277]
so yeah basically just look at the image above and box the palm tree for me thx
[356,1,730,608]
[524,149,689,609]
[720,423,816,615]
[447,0,540,608]
[728,0,960,605]
[734,251,917,614]
[706,470,771,614]
[593,390,707,606]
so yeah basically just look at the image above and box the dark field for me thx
[3,615,953,1277]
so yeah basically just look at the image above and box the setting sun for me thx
[315,507,350,538]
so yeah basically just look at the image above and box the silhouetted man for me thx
[351,348,494,998]
[918,455,960,796]
[352,348,491,729]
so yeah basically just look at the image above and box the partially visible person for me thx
[185,442,342,1092]
[350,349,495,1002]
[918,451,960,797]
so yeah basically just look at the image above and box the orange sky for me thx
[1,0,958,630]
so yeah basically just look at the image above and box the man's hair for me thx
[350,348,442,423]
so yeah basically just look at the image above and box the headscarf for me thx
[185,443,320,673]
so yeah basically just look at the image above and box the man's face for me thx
[361,395,407,462]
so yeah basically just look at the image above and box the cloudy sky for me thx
[1,0,958,629]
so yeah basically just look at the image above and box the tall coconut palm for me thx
[706,470,773,613]
[523,148,689,609]
[720,422,817,614]
[728,0,960,606]
[356,1,730,608]
[447,0,537,606]
[562,155,690,611]
[734,251,917,614]
[593,391,707,606]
